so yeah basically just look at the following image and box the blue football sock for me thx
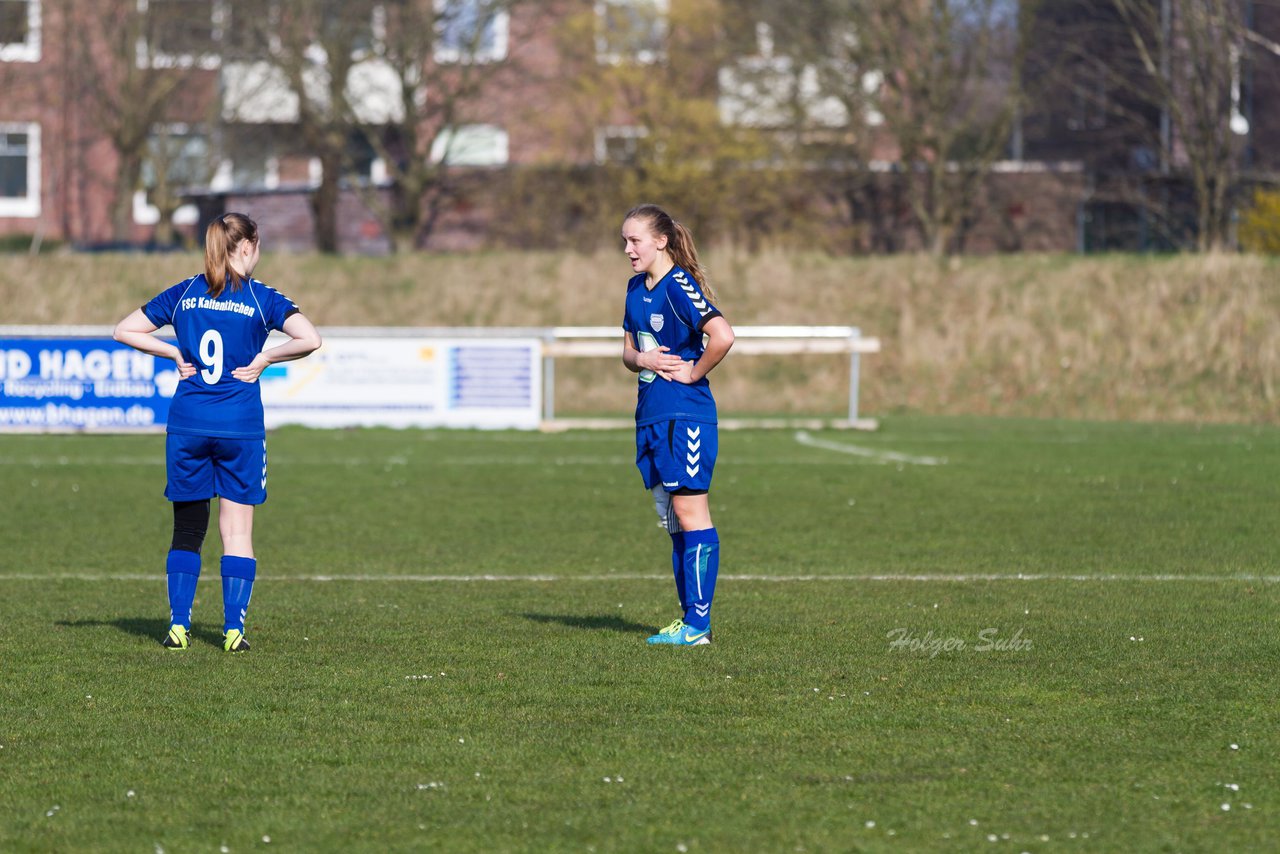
[166,549,201,629]
[221,555,257,633]
[669,531,687,611]
[682,528,719,631]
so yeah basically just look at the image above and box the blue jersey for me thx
[143,274,299,439]
[622,265,722,427]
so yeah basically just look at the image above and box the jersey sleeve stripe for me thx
[673,270,713,317]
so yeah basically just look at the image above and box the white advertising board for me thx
[260,336,542,430]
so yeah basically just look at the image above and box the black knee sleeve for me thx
[171,499,210,553]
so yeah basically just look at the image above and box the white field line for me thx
[0,454,910,468]
[793,430,947,466]
[2,572,1276,583]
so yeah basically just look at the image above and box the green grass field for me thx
[2,416,1278,852]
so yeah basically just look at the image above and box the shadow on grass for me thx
[520,612,654,635]
[55,616,224,648]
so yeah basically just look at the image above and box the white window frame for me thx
[595,0,667,65]
[0,122,40,218]
[434,0,509,64]
[0,0,40,62]
[135,0,227,70]
[430,124,508,166]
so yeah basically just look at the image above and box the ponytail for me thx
[668,221,715,304]
[623,204,717,304]
[203,212,259,298]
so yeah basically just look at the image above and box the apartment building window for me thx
[0,0,40,62]
[595,126,647,164]
[430,124,508,166]
[0,123,39,217]
[137,0,224,69]
[596,0,667,65]
[231,148,280,190]
[435,0,508,63]
[346,132,378,183]
[220,0,263,54]
[134,125,211,225]
[145,127,212,188]
[322,2,379,57]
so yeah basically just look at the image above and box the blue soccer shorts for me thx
[636,419,717,494]
[165,433,267,505]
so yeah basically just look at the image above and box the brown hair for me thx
[203,212,259,298]
[623,204,716,303]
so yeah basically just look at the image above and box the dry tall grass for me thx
[6,249,1278,423]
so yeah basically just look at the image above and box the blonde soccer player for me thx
[114,213,321,652]
[620,204,734,645]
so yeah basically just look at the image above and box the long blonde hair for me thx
[623,204,716,303]
[203,212,258,298]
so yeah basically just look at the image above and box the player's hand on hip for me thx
[669,360,697,384]
[641,347,684,381]
[174,356,197,380]
[232,354,270,384]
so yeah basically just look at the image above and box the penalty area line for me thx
[793,430,946,466]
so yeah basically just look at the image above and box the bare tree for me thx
[142,125,215,246]
[221,0,539,253]
[59,0,210,243]
[706,0,875,250]
[355,0,537,251]
[860,0,1027,255]
[716,0,896,252]
[1111,0,1250,252]
[233,0,379,253]
[549,0,775,243]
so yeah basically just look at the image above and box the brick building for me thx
[2,1,1270,254]
[1,0,592,251]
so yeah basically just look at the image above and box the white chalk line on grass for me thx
[3,454,879,468]
[1,432,940,469]
[3,572,1277,583]
[793,430,947,466]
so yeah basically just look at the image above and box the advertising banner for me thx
[0,337,175,431]
[260,336,542,430]
[0,333,543,432]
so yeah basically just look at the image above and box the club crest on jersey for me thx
[649,313,664,332]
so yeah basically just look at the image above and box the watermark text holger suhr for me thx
[886,627,1032,658]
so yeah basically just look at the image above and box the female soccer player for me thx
[621,204,735,645]
[114,212,322,652]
